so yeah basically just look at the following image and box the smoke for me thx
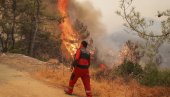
[68,1,105,40]
[68,1,139,66]
[68,0,114,65]
[67,1,170,68]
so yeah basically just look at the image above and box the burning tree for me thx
[57,0,80,60]
[57,0,94,62]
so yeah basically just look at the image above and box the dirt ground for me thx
[0,54,77,97]
[0,53,170,97]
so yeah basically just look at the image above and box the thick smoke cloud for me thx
[69,0,112,65]
[68,1,105,40]
[68,1,170,67]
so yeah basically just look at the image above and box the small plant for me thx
[157,70,170,87]
[117,59,143,78]
[139,62,158,86]
[139,62,170,87]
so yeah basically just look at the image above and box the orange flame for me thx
[57,0,79,58]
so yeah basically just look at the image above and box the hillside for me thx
[0,53,169,97]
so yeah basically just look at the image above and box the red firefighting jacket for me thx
[75,47,90,69]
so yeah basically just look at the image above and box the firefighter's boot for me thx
[64,87,73,95]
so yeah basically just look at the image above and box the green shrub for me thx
[117,60,143,78]
[9,40,28,54]
[10,31,62,61]
[157,70,170,87]
[139,62,170,87]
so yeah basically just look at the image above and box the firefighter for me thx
[64,41,92,97]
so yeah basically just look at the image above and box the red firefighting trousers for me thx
[68,67,92,97]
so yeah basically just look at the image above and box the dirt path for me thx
[0,64,76,97]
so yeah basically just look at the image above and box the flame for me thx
[57,0,80,58]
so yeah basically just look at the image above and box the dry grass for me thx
[1,54,169,97]
[34,65,170,97]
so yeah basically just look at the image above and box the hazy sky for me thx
[76,0,170,33]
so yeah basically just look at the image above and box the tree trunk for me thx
[0,34,4,52]
[29,0,40,56]
[11,0,16,49]
[3,33,10,52]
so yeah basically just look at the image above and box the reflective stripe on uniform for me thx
[86,90,92,93]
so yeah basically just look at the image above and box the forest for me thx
[0,0,170,97]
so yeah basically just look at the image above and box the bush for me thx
[139,62,170,87]
[139,63,158,86]
[117,60,143,78]
[157,70,170,87]
[11,31,62,61]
